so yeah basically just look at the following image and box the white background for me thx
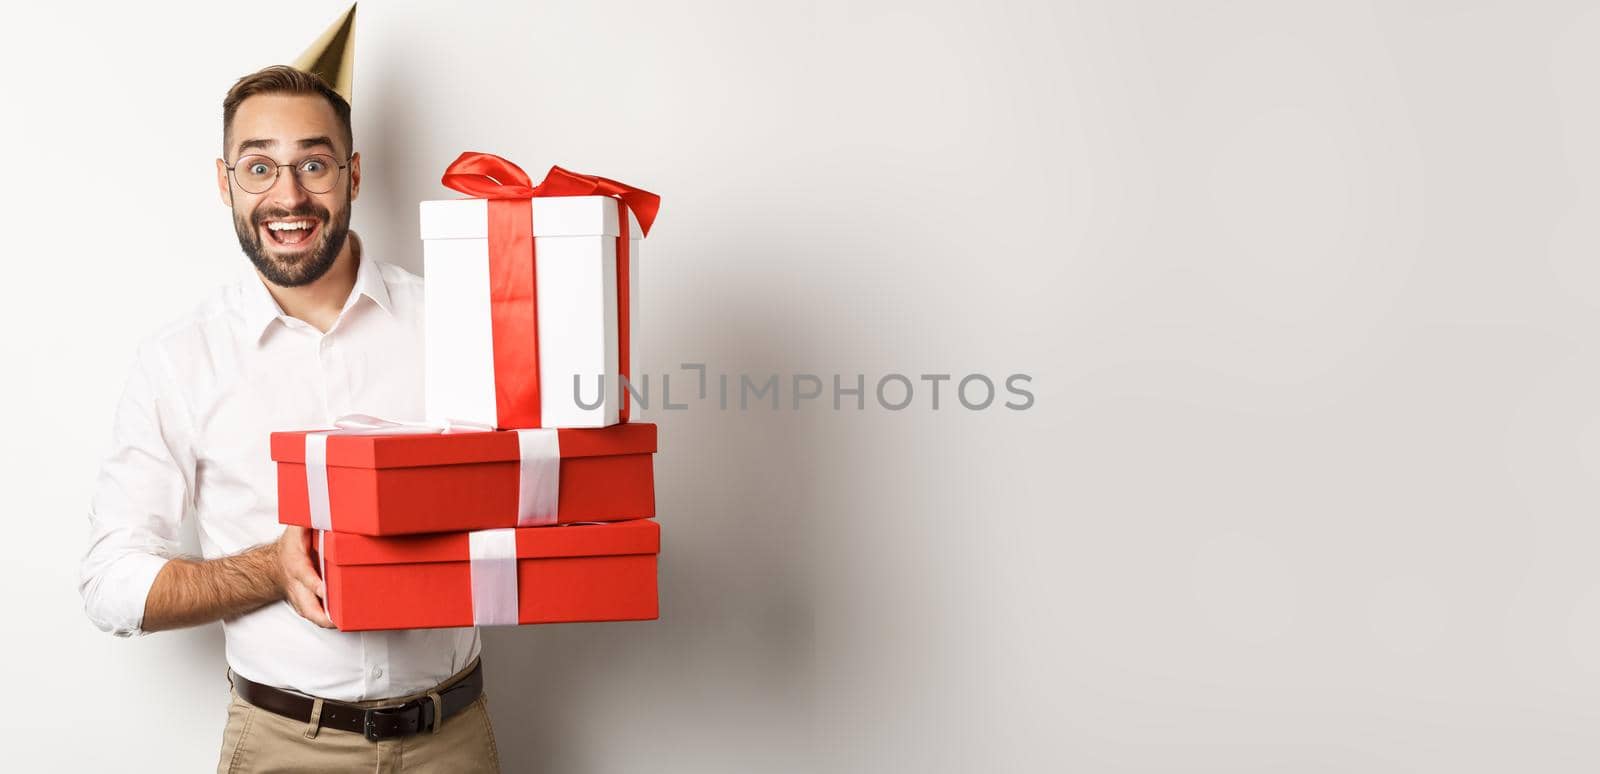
[6,0,1600,771]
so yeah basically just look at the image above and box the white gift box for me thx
[420,195,644,429]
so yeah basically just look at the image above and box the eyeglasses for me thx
[225,153,350,195]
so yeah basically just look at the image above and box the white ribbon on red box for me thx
[467,523,615,626]
[313,526,524,626]
[303,414,562,532]
[468,528,520,626]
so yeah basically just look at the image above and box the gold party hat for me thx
[291,3,357,104]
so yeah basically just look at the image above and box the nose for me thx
[263,164,312,208]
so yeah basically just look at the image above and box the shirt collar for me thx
[240,231,393,345]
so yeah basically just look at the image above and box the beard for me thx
[232,190,351,288]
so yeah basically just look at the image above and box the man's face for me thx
[215,93,360,287]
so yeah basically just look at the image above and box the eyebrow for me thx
[235,136,338,157]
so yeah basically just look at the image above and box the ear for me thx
[215,158,232,207]
[348,151,361,203]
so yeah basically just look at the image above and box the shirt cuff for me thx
[87,552,170,638]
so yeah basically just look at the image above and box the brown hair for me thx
[221,65,352,159]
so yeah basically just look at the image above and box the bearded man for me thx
[79,62,500,773]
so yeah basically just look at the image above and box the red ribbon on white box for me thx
[438,154,661,428]
[303,414,561,532]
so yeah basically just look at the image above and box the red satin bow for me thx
[439,152,659,427]
[441,152,659,236]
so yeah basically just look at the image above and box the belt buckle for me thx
[361,703,418,742]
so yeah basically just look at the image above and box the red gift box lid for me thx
[271,422,657,468]
[321,519,660,566]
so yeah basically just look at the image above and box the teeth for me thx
[267,220,313,231]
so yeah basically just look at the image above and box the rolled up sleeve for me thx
[79,342,196,637]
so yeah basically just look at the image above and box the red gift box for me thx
[272,422,656,535]
[314,519,660,631]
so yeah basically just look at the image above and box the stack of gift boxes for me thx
[268,154,663,631]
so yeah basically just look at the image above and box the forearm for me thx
[140,543,284,632]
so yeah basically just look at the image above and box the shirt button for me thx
[371,666,383,679]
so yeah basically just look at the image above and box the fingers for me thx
[277,526,333,628]
[289,561,325,600]
[285,575,334,628]
[280,527,326,598]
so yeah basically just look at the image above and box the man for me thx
[78,64,500,772]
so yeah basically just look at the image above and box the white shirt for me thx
[79,234,481,701]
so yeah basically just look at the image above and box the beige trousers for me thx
[216,660,500,773]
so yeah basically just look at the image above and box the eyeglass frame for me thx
[223,152,355,195]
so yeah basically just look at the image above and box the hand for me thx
[275,526,334,628]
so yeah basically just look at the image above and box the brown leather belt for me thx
[231,662,483,741]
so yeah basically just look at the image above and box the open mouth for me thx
[261,218,320,249]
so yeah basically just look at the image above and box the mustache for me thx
[253,207,328,226]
